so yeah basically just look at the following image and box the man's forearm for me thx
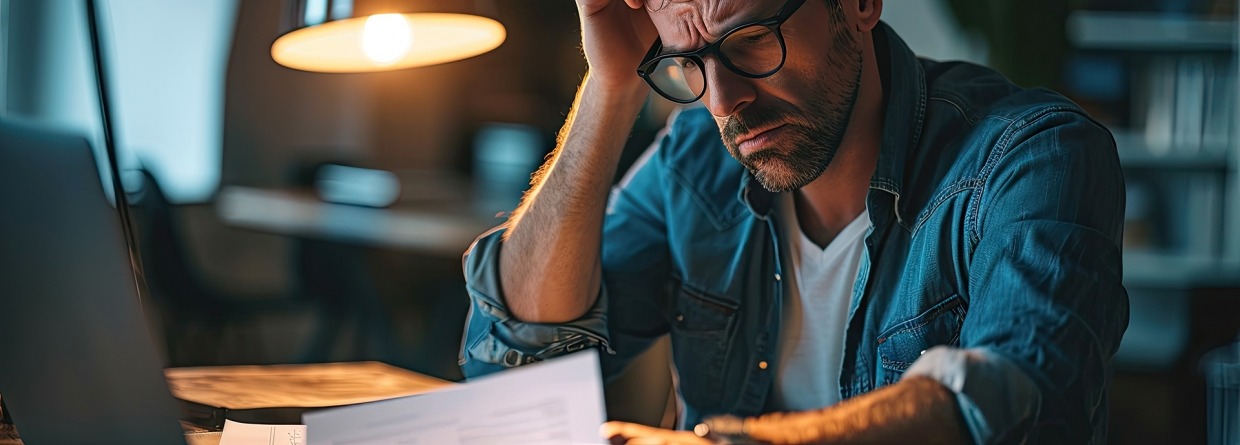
[499,72,648,323]
[736,376,971,444]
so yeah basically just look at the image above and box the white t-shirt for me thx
[768,193,870,412]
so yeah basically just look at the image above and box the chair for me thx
[127,168,317,366]
[294,238,397,363]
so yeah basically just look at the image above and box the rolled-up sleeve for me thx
[904,110,1130,444]
[459,110,691,380]
[904,347,1041,443]
[458,226,612,378]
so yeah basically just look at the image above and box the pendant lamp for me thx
[271,0,506,73]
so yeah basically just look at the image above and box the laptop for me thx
[0,118,187,444]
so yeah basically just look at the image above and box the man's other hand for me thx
[600,421,718,445]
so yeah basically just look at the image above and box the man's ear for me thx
[852,0,882,33]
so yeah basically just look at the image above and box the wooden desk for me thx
[166,361,453,429]
[0,362,453,445]
[1,422,220,445]
[216,186,501,257]
[166,361,450,410]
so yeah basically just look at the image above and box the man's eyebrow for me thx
[659,3,783,54]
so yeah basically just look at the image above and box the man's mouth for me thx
[735,123,788,157]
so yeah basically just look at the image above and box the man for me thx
[459,0,1129,443]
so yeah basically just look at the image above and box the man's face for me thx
[647,0,863,192]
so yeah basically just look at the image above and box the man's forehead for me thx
[649,0,785,52]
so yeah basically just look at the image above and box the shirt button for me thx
[774,273,781,281]
[758,361,768,370]
[676,314,684,322]
[503,350,522,367]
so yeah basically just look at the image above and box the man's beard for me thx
[720,14,863,193]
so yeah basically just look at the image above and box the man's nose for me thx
[702,58,756,118]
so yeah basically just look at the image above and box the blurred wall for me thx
[3,0,107,196]
[883,0,988,65]
[106,0,237,202]
[1,0,237,204]
[221,0,585,190]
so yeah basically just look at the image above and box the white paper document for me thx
[304,349,607,445]
[219,419,307,445]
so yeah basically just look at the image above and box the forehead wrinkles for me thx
[653,1,759,52]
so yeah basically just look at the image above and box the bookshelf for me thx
[1068,9,1240,289]
[1067,11,1235,52]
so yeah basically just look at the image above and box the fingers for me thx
[578,0,644,14]
[601,421,652,441]
[600,421,715,445]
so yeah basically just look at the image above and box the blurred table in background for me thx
[216,185,499,257]
[214,182,502,375]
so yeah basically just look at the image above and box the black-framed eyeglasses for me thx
[636,0,808,104]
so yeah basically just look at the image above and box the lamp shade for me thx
[272,0,506,73]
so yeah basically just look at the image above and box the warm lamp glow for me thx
[271,13,506,73]
[361,14,412,65]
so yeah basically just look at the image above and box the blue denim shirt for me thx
[460,23,1129,444]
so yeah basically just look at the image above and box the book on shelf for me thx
[1201,56,1237,154]
[1184,174,1225,257]
[1135,53,1236,157]
[1141,57,1177,155]
[1172,55,1205,153]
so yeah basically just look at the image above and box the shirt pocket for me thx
[876,294,967,385]
[668,284,738,409]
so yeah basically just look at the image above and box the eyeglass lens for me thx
[647,24,783,102]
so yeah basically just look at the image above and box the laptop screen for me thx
[0,118,186,444]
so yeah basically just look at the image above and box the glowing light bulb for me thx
[361,14,412,65]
